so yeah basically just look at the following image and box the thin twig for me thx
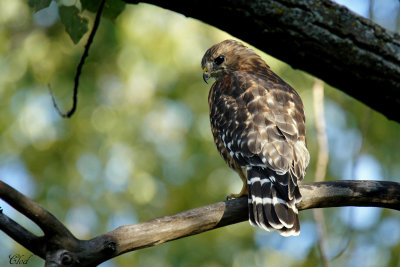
[49,0,106,118]
[330,108,373,261]
[396,5,400,33]
[368,0,375,21]
[330,238,351,262]
[313,79,329,182]
[312,79,329,267]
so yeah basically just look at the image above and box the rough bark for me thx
[126,0,400,123]
[1,180,399,266]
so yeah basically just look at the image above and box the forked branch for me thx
[0,180,399,266]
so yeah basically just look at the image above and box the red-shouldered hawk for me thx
[202,40,310,236]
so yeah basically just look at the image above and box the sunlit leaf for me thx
[81,0,100,12]
[81,0,126,21]
[103,0,126,20]
[59,6,89,44]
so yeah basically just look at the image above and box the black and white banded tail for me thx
[247,166,302,236]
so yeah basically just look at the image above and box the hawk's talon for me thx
[226,192,247,201]
[226,194,235,201]
[226,177,248,201]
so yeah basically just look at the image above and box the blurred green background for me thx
[1,0,400,266]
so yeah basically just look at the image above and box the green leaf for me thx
[103,0,126,21]
[28,0,52,12]
[59,6,89,44]
[81,0,126,21]
[80,0,100,13]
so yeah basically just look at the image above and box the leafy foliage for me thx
[29,0,126,44]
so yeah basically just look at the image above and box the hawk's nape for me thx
[202,39,310,236]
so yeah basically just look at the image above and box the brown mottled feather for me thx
[203,39,309,236]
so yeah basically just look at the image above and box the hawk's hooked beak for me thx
[203,67,211,84]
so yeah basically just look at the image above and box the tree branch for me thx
[126,0,400,123]
[107,180,400,257]
[0,181,75,238]
[0,211,45,257]
[1,179,399,266]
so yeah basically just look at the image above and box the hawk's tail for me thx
[247,166,301,236]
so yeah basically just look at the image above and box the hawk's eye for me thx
[214,55,225,65]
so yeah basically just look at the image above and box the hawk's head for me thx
[201,39,268,83]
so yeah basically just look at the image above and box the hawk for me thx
[201,40,310,236]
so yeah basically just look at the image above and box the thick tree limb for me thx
[1,179,399,266]
[126,0,400,123]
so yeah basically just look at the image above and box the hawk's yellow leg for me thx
[227,168,248,200]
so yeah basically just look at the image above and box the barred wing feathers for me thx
[209,71,309,236]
